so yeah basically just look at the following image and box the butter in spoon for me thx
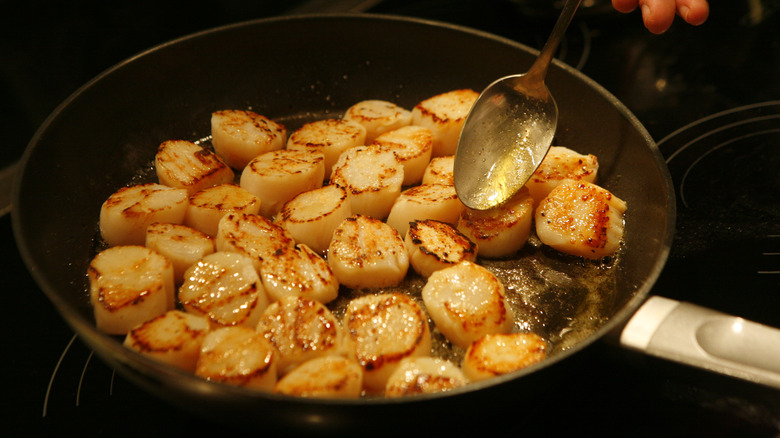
[453,0,582,210]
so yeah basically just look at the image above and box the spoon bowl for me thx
[454,0,582,210]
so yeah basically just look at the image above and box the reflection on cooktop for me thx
[656,102,780,327]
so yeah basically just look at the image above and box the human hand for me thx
[612,0,710,34]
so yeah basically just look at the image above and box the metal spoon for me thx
[453,0,582,210]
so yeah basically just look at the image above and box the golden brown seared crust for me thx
[195,326,276,388]
[535,179,626,258]
[289,119,364,148]
[408,219,477,262]
[125,310,206,353]
[463,333,547,380]
[412,89,479,124]
[344,293,430,371]
[213,110,286,142]
[155,140,234,194]
[89,245,170,311]
[257,296,341,363]
[529,148,598,184]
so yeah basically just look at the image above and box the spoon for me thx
[453,0,582,210]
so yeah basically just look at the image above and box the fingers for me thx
[612,0,709,34]
[639,0,678,34]
[611,0,640,13]
[675,0,710,26]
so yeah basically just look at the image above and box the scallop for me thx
[371,125,433,186]
[256,296,343,375]
[259,244,339,304]
[215,212,296,272]
[456,186,534,258]
[184,183,261,237]
[343,99,413,144]
[154,139,235,195]
[123,310,210,372]
[385,183,465,237]
[178,251,269,328]
[421,261,514,349]
[327,214,409,289]
[342,293,432,393]
[88,245,175,335]
[404,219,478,278]
[422,155,455,186]
[210,109,286,170]
[240,149,325,218]
[525,146,599,206]
[461,333,547,382]
[330,144,404,220]
[274,184,352,254]
[411,89,478,157]
[195,325,277,391]
[534,179,627,260]
[99,183,188,247]
[384,357,469,397]
[145,222,215,284]
[286,118,366,178]
[274,356,363,399]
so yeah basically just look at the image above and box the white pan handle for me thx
[620,295,780,389]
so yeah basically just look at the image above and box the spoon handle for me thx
[526,0,582,84]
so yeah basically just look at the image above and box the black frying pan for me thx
[12,13,675,433]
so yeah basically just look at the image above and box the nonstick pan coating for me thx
[12,13,674,433]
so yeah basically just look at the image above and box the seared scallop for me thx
[525,146,599,206]
[343,99,413,144]
[215,212,296,272]
[195,325,277,391]
[155,139,235,195]
[274,184,352,254]
[274,356,363,399]
[145,222,215,284]
[384,357,469,397]
[88,245,175,335]
[256,296,343,375]
[330,145,404,220]
[210,110,286,170]
[259,244,339,304]
[99,183,188,247]
[179,251,269,328]
[404,219,477,278]
[184,183,261,237]
[286,118,366,177]
[123,310,210,372]
[327,214,409,289]
[422,155,455,186]
[461,333,547,382]
[411,89,478,157]
[371,125,433,186]
[456,186,534,258]
[534,179,627,260]
[342,293,432,393]
[385,183,465,237]
[240,149,325,218]
[421,261,514,349]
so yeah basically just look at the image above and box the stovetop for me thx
[3,0,779,436]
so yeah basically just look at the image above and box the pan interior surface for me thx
[12,13,673,430]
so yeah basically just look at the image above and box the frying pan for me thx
[11,13,779,433]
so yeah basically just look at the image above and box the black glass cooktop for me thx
[3,0,779,436]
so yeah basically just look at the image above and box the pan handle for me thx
[619,296,780,389]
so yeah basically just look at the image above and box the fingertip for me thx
[639,0,676,34]
[680,2,710,26]
[612,0,639,13]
